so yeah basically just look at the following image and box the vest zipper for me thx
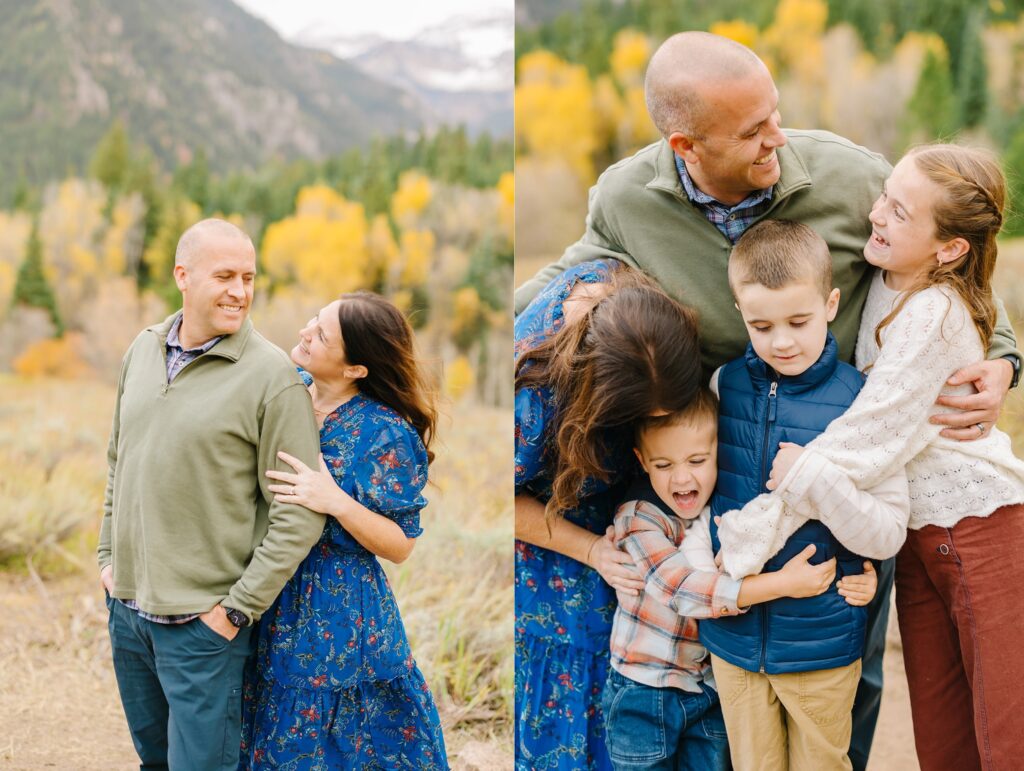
[759,378,778,673]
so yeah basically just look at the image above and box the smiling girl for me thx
[719,145,1024,770]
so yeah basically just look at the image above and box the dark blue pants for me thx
[601,668,729,771]
[106,594,253,771]
[849,556,895,771]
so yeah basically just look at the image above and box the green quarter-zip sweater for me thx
[514,131,1019,373]
[98,313,324,622]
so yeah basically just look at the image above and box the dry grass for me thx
[0,377,511,769]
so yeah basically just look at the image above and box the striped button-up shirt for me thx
[610,498,744,692]
[675,154,773,244]
[119,314,223,625]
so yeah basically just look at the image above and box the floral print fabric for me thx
[515,259,634,771]
[241,380,447,770]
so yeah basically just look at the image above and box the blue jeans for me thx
[601,668,729,771]
[106,593,254,771]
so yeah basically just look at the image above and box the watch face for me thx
[225,608,247,627]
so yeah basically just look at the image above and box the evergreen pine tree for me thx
[955,9,988,128]
[12,220,62,335]
[902,47,957,148]
[1003,118,1024,238]
[89,119,131,192]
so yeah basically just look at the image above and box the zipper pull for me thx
[768,381,778,421]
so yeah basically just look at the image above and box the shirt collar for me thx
[166,313,223,354]
[674,154,774,211]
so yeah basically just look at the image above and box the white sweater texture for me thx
[717,271,1024,579]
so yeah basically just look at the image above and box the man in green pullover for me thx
[514,32,1021,771]
[98,218,324,770]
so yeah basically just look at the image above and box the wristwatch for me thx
[224,607,249,628]
[1003,354,1022,390]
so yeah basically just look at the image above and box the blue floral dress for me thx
[515,260,635,771]
[240,377,448,770]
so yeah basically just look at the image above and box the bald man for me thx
[98,219,324,770]
[514,32,1021,771]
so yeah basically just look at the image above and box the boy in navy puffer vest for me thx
[701,220,890,771]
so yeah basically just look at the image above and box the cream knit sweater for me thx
[718,271,1024,579]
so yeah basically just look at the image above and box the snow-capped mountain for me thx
[292,8,513,136]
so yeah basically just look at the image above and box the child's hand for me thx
[777,544,835,598]
[766,442,805,491]
[838,561,878,606]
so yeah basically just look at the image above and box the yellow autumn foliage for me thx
[398,229,435,287]
[763,0,827,79]
[610,29,651,86]
[13,333,92,379]
[0,211,31,311]
[497,172,514,243]
[516,50,597,182]
[391,171,434,228]
[262,185,370,299]
[710,19,760,50]
[444,354,475,400]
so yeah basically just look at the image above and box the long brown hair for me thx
[516,266,702,519]
[875,144,1003,351]
[336,292,438,463]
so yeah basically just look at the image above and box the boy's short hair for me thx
[728,220,833,299]
[635,387,718,449]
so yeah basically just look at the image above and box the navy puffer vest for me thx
[700,333,869,674]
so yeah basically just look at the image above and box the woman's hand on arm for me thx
[515,493,643,595]
[269,452,416,564]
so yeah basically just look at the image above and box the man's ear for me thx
[668,131,699,164]
[173,264,187,292]
[937,237,970,265]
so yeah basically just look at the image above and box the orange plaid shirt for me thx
[610,495,745,692]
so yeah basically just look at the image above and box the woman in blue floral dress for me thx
[514,259,703,770]
[240,292,447,770]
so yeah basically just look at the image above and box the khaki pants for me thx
[710,654,861,771]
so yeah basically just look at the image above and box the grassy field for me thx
[0,377,512,770]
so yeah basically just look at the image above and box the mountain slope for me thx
[0,0,422,191]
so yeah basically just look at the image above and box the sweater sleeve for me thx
[98,347,133,571]
[616,500,743,618]
[224,382,325,622]
[717,289,973,578]
[989,292,1020,362]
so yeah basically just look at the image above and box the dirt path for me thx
[0,573,919,770]
[0,574,511,770]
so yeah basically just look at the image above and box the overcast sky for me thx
[235,0,511,40]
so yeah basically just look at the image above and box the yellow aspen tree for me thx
[516,50,597,182]
[397,229,435,288]
[709,20,760,50]
[0,211,31,313]
[610,29,650,87]
[262,185,371,299]
[497,171,514,246]
[391,171,434,230]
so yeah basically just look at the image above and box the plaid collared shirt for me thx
[675,154,774,244]
[119,314,224,625]
[610,498,744,692]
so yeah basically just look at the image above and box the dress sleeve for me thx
[353,420,429,538]
[515,385,552,493]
